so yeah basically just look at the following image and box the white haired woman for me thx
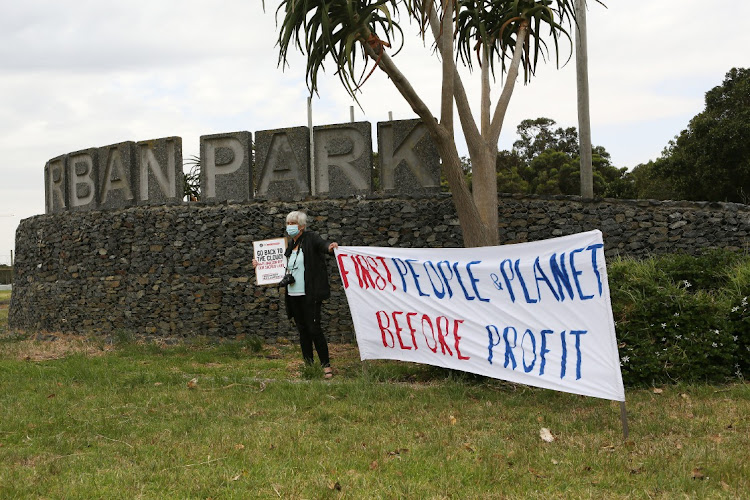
[255,210,339,378]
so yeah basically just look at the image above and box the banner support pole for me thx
[619,401,629,440]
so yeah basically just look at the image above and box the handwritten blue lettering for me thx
[451,262,475,301]
[392,258,409,292]
[570,248,594,300]
[503,326,518,370]
[466,261,490,303]
[514,259,537,303]
[587,244,605,296]
[539,329,553,375]
[499,259,516,302]
[549,252,575,301]
[570,330,587,379]
[490,273,503,291]
[487,325,501,365]
[405,259,430,297]
[522,329,537,373]
[437,261,455,298]
[534,256,560,302]
[485,325,587,380]
[423,261,447,299]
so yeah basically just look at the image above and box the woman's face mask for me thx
[286,224,300,237]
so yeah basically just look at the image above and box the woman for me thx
[255,210,338,378]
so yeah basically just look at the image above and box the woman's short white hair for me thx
[286,210,307,226]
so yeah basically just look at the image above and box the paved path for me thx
[0,284,12,291]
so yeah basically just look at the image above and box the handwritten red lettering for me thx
[375,310,395,347]
[374,310,469,361]
[337,253,351,289]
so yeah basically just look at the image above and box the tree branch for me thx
[361,37,439,136]
[440,0,454,134]
[481,44,490,138]
[488,23,529,146]
[426,3,482,158]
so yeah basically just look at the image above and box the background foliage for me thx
[490,67,749,203]
[609,250,749,386]
[649,68,750,203]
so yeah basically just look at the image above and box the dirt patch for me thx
[6,333,112,362]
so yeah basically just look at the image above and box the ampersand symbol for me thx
[490,273,503,291]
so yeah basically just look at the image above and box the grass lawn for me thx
[0,313,748,497]
[0,290,10,331]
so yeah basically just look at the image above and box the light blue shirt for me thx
[287,247,306,295]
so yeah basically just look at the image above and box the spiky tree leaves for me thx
[273,0,597,246]
[276,0,404,99]
[454,0,578,82]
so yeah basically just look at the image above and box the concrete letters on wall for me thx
[136,137,183,205]
[200,132,253,203]
[314,122,373,198]
[255,127,310,201]
[45,156,67,214]
[378,119,441,195]
[98,142,136,210]
[68,148,99,212]
[43,119,443,214]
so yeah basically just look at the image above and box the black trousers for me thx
[287,295,330,367]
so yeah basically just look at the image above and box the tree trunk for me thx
[434,131,495,248]
[576,0,594,199]
[366,46,495,247]
[469,145,499,244]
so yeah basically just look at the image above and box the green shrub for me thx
[609,250,748,387]
[655,249,743,291]
[724,259,750,375]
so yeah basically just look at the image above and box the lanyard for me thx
[288,246,301,271]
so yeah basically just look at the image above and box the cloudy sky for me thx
[1,0,748,264]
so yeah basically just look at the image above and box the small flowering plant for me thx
[608,252,744,387]
[726,291,749,376]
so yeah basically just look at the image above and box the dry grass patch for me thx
[1,332,112,362]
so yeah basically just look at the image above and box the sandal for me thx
[323,367,333,379]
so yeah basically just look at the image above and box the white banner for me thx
[336,230,625,401]
[253,238,287,285]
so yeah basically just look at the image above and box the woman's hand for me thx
[328,242,338,253]
[252,258,258,269]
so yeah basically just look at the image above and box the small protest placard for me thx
[253,238,287,285]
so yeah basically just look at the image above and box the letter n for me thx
[136,137,183,204]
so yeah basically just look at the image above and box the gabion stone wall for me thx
[9,194,750,341]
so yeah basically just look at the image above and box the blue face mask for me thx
[286,224,300,237]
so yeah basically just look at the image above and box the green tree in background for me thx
[496,117,629,198]
[652,67,750,203]
[624,161,677,200]
[513,117,578,162]
[495,150,530,193]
